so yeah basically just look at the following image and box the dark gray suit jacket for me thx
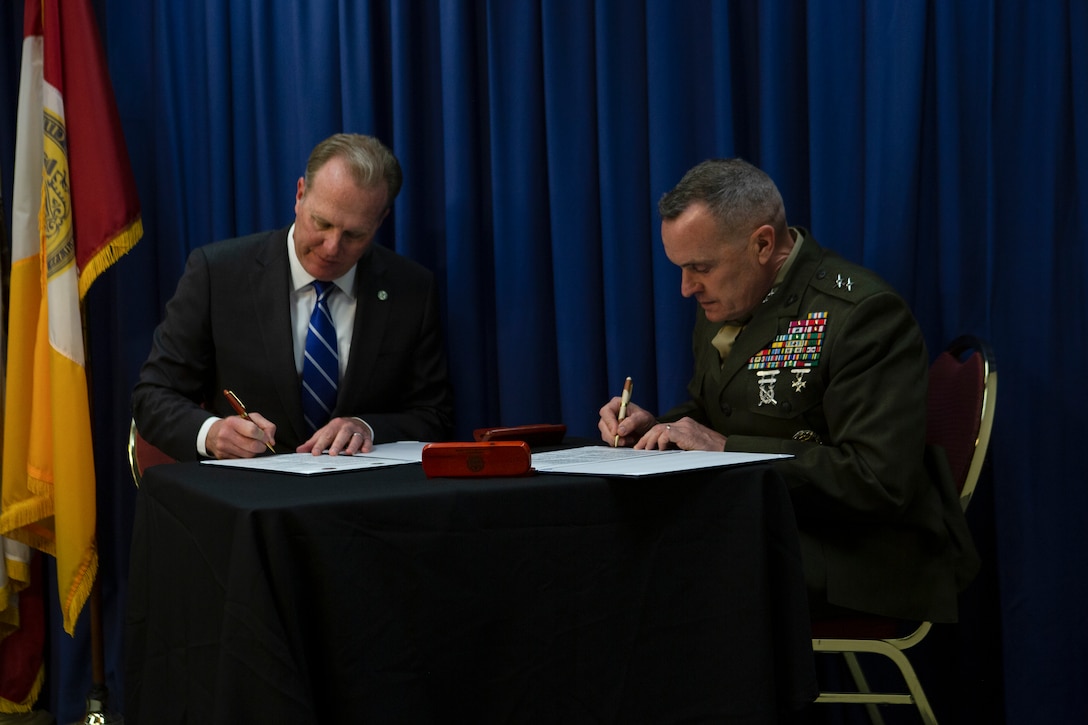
[133,227,454,460]
[662,232,978,622]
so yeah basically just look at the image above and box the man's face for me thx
[661,202,774,324]
[293,156,390,281]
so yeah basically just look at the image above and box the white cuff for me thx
[197,416,219,457]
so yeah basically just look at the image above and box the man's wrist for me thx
[197,416,219,457]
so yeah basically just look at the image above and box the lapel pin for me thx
[377,290,388,301]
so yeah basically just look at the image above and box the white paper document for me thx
[530,445,790,477]
[200,441,428,475]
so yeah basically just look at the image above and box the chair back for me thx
[810,335,997,724]
[925,335,997,509]
[128,418,177,486]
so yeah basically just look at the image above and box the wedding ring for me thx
[351,432,362,437]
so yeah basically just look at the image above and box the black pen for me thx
[223,389,276,453]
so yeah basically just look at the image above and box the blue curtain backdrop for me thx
[2,0,1086,722]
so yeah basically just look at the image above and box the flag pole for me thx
[74,578,122,724]
[72,580,122,725]
[69,305,123,725]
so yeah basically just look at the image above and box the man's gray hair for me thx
[304,133,403,208]
[658,158,787,237]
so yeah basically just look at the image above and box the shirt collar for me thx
[772,227,805,288]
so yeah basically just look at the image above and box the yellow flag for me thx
[1,0,143,635]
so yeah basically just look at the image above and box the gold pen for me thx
[223,389,276,453]
[614,376,633,447]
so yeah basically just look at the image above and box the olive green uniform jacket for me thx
[662,232,978,622]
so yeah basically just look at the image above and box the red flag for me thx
[52,0,144,296]
[1,0,143,657]
[0,550,44,712]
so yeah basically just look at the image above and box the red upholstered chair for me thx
[810,335,997,725]
[127,418,177,486]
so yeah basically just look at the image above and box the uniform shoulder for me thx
[804,246,899,303]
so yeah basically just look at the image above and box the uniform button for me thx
[781,401,792,413]
[786,294,798,304]
[721,403,732,416]
[816,269,827,279]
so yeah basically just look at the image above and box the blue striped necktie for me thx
[302,280,338,432]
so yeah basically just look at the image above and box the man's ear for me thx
[294,177,306,214]
[750,224,777,263]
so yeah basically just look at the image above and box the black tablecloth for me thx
[125,458,816,724]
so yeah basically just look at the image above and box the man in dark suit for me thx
[599,158,977,622]
[133,133,454,461]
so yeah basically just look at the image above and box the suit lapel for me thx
[251,228,308,442]
[719,312,775,384]
[714,237,823,388]
[339,246,391,411]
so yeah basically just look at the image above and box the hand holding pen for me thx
[599,376,659,448]
[613,377,632,447]
[223,389,277,453]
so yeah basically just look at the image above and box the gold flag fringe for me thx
[78,216,144,301]
[0,498,54,558]
[63,547,96,636]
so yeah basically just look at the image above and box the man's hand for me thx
[598,398,656,448]
[297,417,374,456]
[634,416,727,452]
[207,413,277,459]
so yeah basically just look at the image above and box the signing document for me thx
[531,445,790,477]
[201,441,427,475]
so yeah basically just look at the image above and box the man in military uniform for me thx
[599,158,977,622]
